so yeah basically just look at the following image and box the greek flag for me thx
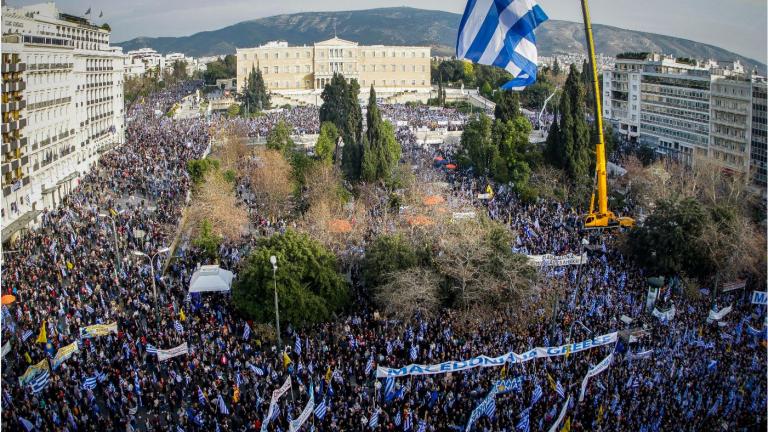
[83,375,98,390]
[217,395,229,415]
[555,380,565,398]
[516,408,530,432]
[531,384,543,405]
[97,371,107,382]
[145,343,158,354]
[30,369,51,394]
[21,330,33,342]
[295,336,302,356]
[365,356,374,376]
[456,0,548,90]
[85,304,94,314]
[314,399,327,419]
[198,386,207,405]
[174,320,184,334]
[369,409,379,428]
[243,323,251,340]
[410,344,418,360]
[394,411,402,426]
[384,377,394,398]
[404,413,412,431]
[416,419,427,432]
[249,364,265,376]
[484,396,496,419]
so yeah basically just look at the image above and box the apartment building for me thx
[1,3,125,242]
[603,53,765,182]
[236,38,431,102]
[751,78,767,189]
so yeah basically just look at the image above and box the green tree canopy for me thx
[361,86,401,182]
[494,90,521,123]
[241,66,270,114]
[457,114,497,178]
[232,230,349,326]
[314,122,338,164]
[187,158,220,185]
[266,120,295,154]
[203,54,237,84]
[491,116,533,186]
[362,234,420,289]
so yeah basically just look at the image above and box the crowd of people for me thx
[1,82,766,432]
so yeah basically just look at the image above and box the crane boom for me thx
[579,0,634,229]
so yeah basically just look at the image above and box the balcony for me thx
[1,118,27,134]
[1,100,26,112]
[1,81,26,93]
[1,136,28,154]
[1,62,26,73]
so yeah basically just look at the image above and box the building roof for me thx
[314,37,358,47]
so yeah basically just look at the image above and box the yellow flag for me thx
[565,345,572,360]
[597,405,604,423]
[485,184,494,197]
[325,365,332,383]
[179,309,186,322]
[24,352,32,364]
[233,385,240,403]
[560,417,571,432]
[283,351,292,369]
[66,261,74,270]
[36,320,47,344]
[547,373,556,392]
[500,363,508,379]
[110,208,118,217]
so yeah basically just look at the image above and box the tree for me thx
[491,116,533,187]
[241,66,270,114]
[232,230,348,327]
[543,65,591,185]
[319,74,363,179]
[362,234,420,288]
[203,54,237,84]
[375,267,441,319]
[457,114,496,177]
[461,60,475,85]
[480,81,493,99]
[361,86,401,182]
[227,103,240,118]
[314,122,338,164]
[100,23,111,31]
[187,170,249,242]
[171,60,188,82]
[193,219,222,262]
[494,90,521,123]
[626,197,710,278]
[552,59,561,76]
[187,158,220,185]
[248,149,294,219]
[266,120,294,154]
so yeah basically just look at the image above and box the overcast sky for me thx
[8,0,767,62]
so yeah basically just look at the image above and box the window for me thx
[275,52,279,59]
[273,66,278,74]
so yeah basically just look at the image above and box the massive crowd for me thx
[1,82,765,432]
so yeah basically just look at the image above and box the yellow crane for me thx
[580,0,634,229]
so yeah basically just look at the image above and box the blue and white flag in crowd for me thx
[555,380,565,399]
[516,407,530,432]
[295,336,302,356]
[174,320,184,334]
[369,409,379,428]
[21,330,33,342]
[365,356,374,376]
[531,384,543,405]
[249,364,265,376]
[394,411,402,426]
[243,322,251,340]
[384,376,395,399]
[146,344,158,354]
[417,419,427,432]
[217,394,229,415]
[456,0,548,90]
[30,369,51,394]
[314,398,327,419]
[403,412,413,431]
[83,375,98,390]
[410,344,418,360]
[198,386,207,405]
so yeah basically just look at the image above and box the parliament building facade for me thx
[235,37,431,97]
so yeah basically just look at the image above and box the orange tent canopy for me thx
[1,294,16,305]
[328,219,353,233]
[445,164,457,170]
[423,195,445,206]
[434,156,444,161]
[407,215,434,226]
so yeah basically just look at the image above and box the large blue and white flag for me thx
[456,0,548,90]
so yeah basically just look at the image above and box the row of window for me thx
[260,63,428,74]
[243,49,428,60]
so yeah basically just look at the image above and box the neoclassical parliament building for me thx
[235,37,431,104]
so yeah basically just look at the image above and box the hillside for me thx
[116,7,765,71]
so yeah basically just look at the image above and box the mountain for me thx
[115,7,765,71]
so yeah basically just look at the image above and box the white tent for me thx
[188,265,234,293]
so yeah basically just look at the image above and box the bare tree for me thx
[187,171,249,241]
[215,123,250,172]
[375,267,441,319]
[246,149,294,220]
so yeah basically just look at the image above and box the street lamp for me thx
[132,247,171,330]
[99,210,125,279]
[270,255,282,349]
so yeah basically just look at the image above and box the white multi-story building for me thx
[603,53,764,177]
[1,2,125,242]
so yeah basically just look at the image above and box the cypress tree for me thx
[361,86,400,182]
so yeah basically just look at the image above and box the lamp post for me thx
[132,247,170,330]
[99,210,125,279]
[270,255,282,350]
